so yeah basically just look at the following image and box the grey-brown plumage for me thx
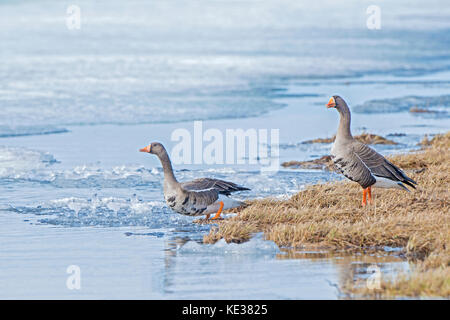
[328,96,417,194]
[181,178,249,195]
[140,142,249,217]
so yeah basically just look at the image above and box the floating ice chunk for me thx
[129,194,149,215]
[7,195,200,229]
[150,167,161,175]
[66,199,85,216]
[179,233,279,256]
[0,146,56,179]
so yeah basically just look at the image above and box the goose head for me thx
[139,142,166,156]
[326,95,349,113]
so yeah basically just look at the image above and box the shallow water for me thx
[0,0,449,299]
[1,212,408,299]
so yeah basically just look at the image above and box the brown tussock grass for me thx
[282,155,334,171]
[348,261,450,299]
[303,133,397,145]
[201,132,450,298]
[409,106,438,114]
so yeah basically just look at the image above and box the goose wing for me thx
[181,178,250,196]
[352,142,417,188]
[169,187,220,215]
[185,188,220,207]
[332,148,376,189]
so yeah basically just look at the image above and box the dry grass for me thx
[201,132,450,298]
[303,133,397,145]
[409,106,438,114]
[348,261,450,299]
[282,155,333,170]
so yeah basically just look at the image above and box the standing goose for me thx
[140,142,249,219]
[327,96,417,206]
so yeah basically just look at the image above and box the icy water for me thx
[1,0,450,299]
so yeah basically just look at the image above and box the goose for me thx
[326,95,417,206]
[139,142,249,219]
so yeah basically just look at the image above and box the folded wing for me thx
[181,178,250,196]
[352,142,417,188]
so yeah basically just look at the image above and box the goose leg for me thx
[205,214,211,220]
[367,186,373,205]
[362,188,368,207]
[210,201,224,220]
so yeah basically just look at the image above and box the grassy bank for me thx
[302,133,397,145]
[200,132,450,298]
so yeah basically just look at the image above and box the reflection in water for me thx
[159,235,409,299]
[163,236,191,294]
[278,248,409,297]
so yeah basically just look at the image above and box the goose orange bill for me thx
[327,97,336,108]
[139,144,151,153]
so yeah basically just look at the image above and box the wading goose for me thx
[140,142,249,219]
[327,96,417,206]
